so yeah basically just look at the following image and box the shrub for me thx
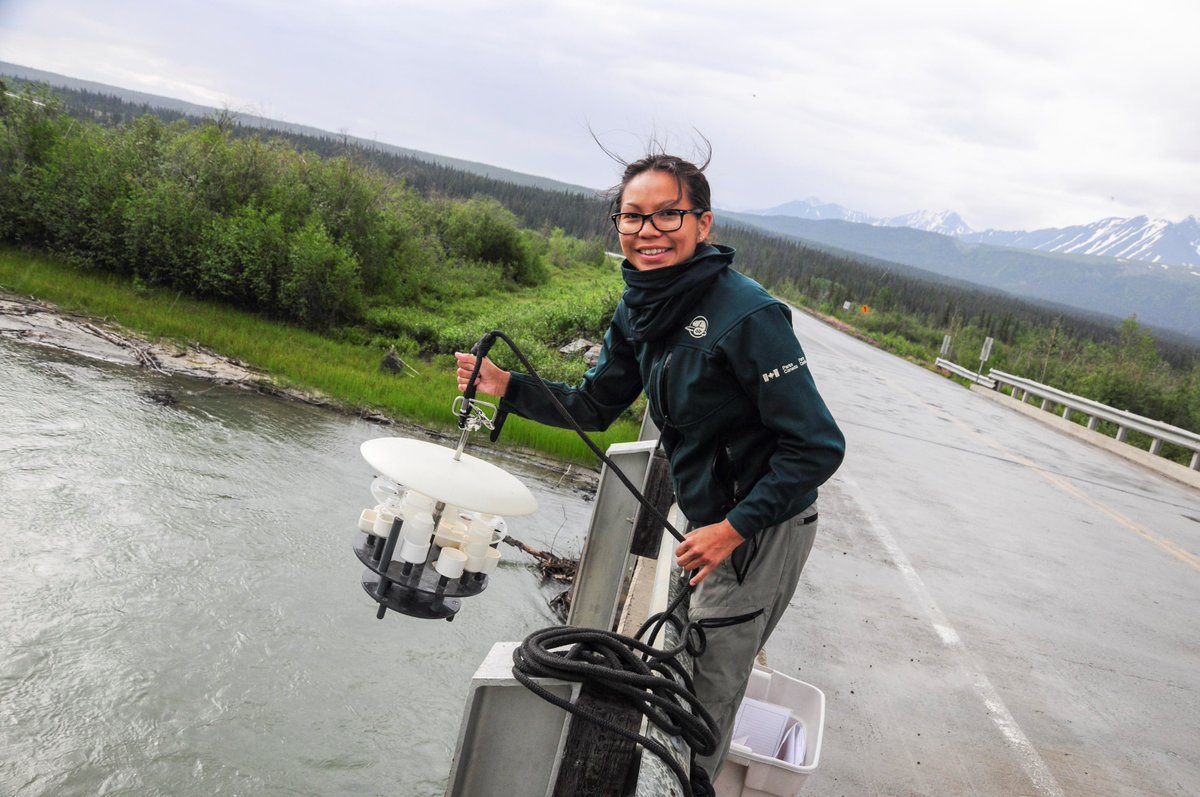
[200,204,289,310]
[279,219,364,329]
[122,178,212,288]
[439,196,546,285]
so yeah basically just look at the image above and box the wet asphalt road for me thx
[766,311,1199,797]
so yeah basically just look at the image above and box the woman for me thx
[455,150,845,777]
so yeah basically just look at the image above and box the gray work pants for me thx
[686,503,819,779]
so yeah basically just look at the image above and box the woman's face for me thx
[618,170,713,271]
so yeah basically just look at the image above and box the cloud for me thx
[1,0,1197,230]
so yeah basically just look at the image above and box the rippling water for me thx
[0,339,594,796]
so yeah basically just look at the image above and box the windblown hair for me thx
[592,132,714,215]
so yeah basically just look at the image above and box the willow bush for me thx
[0,86,551,333]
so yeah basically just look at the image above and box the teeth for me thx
[640,248,669,255]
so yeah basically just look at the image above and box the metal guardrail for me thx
[987,368,1200,471]
[934,357,996,389]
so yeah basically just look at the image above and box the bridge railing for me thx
[986,368,1200,471]
[934,357,996,389]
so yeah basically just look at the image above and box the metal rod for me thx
[453,423,471,461]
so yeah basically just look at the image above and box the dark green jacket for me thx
[501,257,844,538]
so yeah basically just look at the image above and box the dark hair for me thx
[614,153,712,216]
[593,133,713,213]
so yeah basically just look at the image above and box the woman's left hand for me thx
[675,519,745,586]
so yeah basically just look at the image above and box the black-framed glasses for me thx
[610,208,708,235]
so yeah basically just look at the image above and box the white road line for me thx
[839,471,1067,797]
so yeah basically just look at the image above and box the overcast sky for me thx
[2,0,1197,231]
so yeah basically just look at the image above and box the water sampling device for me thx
[352,333,537,621]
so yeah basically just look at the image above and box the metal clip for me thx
[452,396,497,432]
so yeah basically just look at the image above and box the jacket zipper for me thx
[725,441,741,500]
[657,349,673,425]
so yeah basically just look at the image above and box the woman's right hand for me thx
[454,352,511,397]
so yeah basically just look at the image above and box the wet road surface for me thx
[769,310,1199,797]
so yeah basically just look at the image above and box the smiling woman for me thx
[454,144,846,783]
[612,168,712,271]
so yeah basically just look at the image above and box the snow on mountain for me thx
[752,199,973,237]
[747,198,1200,270]
[960,215,1200,269]
[880,210,974,237]
[751,197,877,224]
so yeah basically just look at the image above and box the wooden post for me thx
[629,447,674,558]
[552,684,643,796]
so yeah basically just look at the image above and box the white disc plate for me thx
[360,437,538,516]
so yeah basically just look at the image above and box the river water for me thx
[0,338,595,797]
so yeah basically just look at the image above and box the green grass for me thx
[0,248,639,463]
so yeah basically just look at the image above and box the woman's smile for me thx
[618,171,712,271]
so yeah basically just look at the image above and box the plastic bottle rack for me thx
[354,477,507,621]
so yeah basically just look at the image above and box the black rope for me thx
[513,626,718,797]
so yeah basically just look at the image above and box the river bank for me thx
[0,291,350,406]
[0,290,600,491]
[2,292,273,386]
[0,246,637,467]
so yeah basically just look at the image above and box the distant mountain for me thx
[752,198,972,237]
[724,210,1200,341]
[752,197,877,225]
[961,215,1200,269]
[884,210,973,237]
[749,196,1199,270]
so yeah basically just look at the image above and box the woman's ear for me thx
[697,210,714,243]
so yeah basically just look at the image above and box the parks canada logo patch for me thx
[685,316,709,338]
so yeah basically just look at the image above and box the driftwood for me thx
[81,322,166,373]
[80,321,127,347]
[502,535,577,583]
[502,535,577,621]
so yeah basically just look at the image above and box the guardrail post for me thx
[1040,398,1052,411]
[1116,426,1129,443]
[1062,407,1072,422]
[1087,415,1099,431]
[1191,452,1200,470]
[1149,439,1163,456]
